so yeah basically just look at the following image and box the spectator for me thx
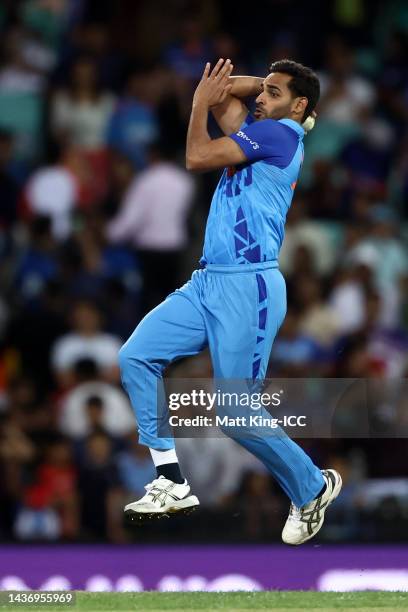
[329,266,367,334]
[107,140,194,312]
[377,29,408,128]
[301,36,377,194]
[23,143,79,240]
[0,27,46,93]
[292,274,341,349]
[162,16,214,123]
[106,67,160,169]
[4,375,56,443]
[77,431,121,540]
[14,215,58,304]
[0,414,35,538]
[279,197,338,276]
[17,436,78,540]
[100,150,135,219]
[6,280,67,392]
[340,113,395,196]
[163,16,211,82]
[66,22,125,91]
[51,56,115,151]
[58,208,140,303]
[50,56,115,205]
[318,36,376,124]
[363,291,408,379]
[116,435,156,501]
[58,360,135,439]
[51,300,122,388]
[271,307,323,376]
[346,205,408,328]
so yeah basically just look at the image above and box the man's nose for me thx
[255,93,264,104]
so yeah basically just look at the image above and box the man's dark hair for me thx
[73,358,99,381]
[268,59,320,122]
[86,395,104,409]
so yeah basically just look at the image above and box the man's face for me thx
[254,72,305,121]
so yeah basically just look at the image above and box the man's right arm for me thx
[211,76,263,135]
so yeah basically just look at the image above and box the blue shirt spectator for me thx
[106,69,159,168]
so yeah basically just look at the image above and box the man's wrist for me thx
[192,99,209,111]
[229,76,263,98]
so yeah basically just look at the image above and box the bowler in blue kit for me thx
[119,59,342,544]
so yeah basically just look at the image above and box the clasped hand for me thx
[192,58,234,108]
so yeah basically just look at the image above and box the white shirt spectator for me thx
[51,92,115,150]
[59,381,135,438]
[318,73,375,123]
[51,333,121,374]
[25,167,78,240]
[107,162,194,250]
[329,280,366,334]
[347,239,408,328]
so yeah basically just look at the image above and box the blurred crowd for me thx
[0,0,408,543]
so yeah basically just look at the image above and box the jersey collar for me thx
[278,118,305,138]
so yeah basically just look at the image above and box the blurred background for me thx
[0,0,408,556]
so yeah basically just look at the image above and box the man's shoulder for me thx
[244,117,301,141]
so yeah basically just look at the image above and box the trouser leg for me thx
[206,268,324,507]
[119,284,207,450]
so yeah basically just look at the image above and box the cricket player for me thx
[119,59,342,545]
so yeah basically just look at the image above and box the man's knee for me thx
[118,340,160,376]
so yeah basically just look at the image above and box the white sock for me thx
[149,448,179,467]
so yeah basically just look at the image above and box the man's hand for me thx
[186,57,247,172]
[192,58,234,109]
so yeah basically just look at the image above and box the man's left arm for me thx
[186,100,248,172]
[186,59,248,172]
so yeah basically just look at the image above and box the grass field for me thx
[2,591,408,611]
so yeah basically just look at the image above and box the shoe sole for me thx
[124,496,200,525]
[283,469,343,545]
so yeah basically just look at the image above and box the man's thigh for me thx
[121,284,208,367]
[206,269,286,379]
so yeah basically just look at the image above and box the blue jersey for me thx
[200,114,305,265]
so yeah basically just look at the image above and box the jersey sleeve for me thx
[229,119,298,167]
[238,112,255,131]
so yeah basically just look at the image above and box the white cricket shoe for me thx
[124,475,200,522]
[282,469,342,545]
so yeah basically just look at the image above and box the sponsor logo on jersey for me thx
[236,131,259,150]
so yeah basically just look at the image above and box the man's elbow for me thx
[185,156,197,171]
[186,155,207,172]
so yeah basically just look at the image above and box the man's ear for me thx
[293,96,308,118]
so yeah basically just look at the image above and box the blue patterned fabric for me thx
[119,263,325,507]
[200,115,304,266]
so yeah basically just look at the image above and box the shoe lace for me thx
[144,477,166,493]
[288,503,302,521]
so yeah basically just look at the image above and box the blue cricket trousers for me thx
[119,261,324,507]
